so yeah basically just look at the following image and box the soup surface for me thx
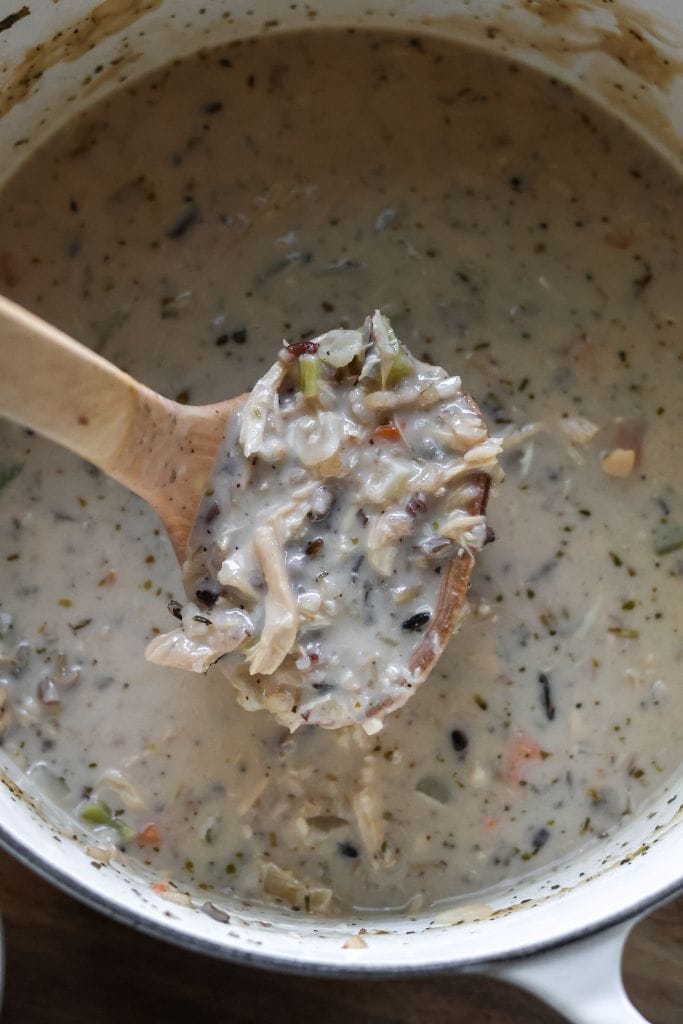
[1,29,682,916]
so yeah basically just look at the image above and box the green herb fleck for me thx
[0,463,23,491]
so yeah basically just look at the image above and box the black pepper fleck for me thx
[450,729,469,754]
[401,611,431,632]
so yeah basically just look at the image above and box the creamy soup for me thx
[149,311,498,732]
[1,29,683,916]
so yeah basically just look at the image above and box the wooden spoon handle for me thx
[0,294,240,561]
[0,293,175,485]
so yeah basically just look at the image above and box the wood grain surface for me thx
[0,849,680,1023]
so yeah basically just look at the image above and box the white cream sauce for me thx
[0,30,682,915]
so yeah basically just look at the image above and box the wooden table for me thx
[0,848,680,1023]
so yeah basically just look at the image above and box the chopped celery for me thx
[299,354,319,398]
[80,800,113,825]
[0,463,23,492]
[386,350,414,386]
[80,799,134,841]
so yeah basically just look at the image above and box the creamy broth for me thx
[1,30,683,915]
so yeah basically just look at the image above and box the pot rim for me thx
[1,823,681,977]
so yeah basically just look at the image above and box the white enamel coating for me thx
[488,918,650,1023]
[0,3,682,1022]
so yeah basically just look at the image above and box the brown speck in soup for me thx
[0,7,30,35]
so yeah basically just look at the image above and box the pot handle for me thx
[482,917,648,1023]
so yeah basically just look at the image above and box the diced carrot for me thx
[505,730,547,784]
[151,880,168,893]
[372,423,401,443]
[137,823,162,847]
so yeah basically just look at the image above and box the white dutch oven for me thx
[0,2,682,1021]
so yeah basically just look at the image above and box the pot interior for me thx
[0,0,682,972]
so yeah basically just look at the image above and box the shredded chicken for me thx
[98,769,146,811]
[261,861,333,912]
[246,525,299,676]
[352,760,385,864]
[239,361,287,460]
[147,606,253,672]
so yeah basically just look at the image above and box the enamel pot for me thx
[0,2,682,1021]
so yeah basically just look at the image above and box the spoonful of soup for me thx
[0,297,499,731]
[148,310,501,732]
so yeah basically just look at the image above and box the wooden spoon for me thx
[0,294,244,564]
[0,294,492,726]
